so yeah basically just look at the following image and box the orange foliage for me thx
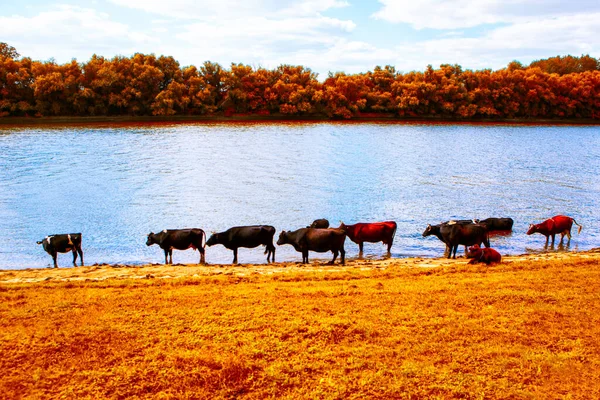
[1,43,600,120]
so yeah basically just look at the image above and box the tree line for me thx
[1,42,599,120]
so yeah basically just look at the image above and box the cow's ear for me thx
[36,240,42,245]
[427,224,431,228]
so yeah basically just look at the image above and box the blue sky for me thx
[1,0,599,78]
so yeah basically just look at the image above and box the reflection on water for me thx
[0,122,599,269]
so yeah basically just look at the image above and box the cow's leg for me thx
[551,234,556,247]
[452,245,458,259]
[199,248,206,264]
[169,250,173,264]
[565,230,571,244]
[302,250,309,264]
[72,248,78,267]
[544,235,549,248]
[77,245,84,266]
[463,245,468,256]
[359,242,364,255]
[340,247,345,265]
[164,249,169,264]
[386,240,392,254]
[270,246,275,263]
[52,252,58,268]
[232,248,238,264]
[329,250,338,265]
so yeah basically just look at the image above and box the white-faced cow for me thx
[277,228,346,265]
[37,233,84,268]
[206,225,276,264]
[146,229,206,264]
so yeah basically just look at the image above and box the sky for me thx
[1,0,599,78]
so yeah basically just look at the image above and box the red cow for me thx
[467,244,502,265]
[339,221,397,254]
[526,215,582,247]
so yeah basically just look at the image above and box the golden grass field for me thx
[1,250,600,399]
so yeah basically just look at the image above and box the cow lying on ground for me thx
[338,221,397,254]
[423,223,490,259]
[37,233,84,268]
[467,244,502,265]
[277,228,346,264]
[146,229,206,264]
[526,215,582,247]
[308,219,330,229]
[206,225,276,264]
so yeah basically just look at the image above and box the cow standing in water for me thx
[475,217,514,233]
[308,219,330,229]
[206,225,276,264]
[146,229,206,264]
[338,221,397,255]
[37,233,84,268]
[423,223,490,259]
[526,215,582,247]
[277,228,346,264]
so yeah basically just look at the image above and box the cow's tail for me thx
[573,219,583,234]
[391,223,397,244]
[201,230,207,249]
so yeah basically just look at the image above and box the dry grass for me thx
[1,251,600,399]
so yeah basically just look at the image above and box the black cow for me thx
[475,217,514,232]
[308,218,330,229]
[37,233,84,268]
[423,223,490,259]
[146,229,206,264]
[277,228,346,264]
[206,225,276,264]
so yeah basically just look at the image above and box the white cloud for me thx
[108,0,349,19]
[0,5,154,60]
[372,0,600,30]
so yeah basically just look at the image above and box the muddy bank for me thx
[2,249,599,284]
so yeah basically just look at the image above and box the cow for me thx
[526,215,582,247]
[475,217,514,232]
[467,244,502,265]
[146,229,206,265]
[308,219,330,229]
[206,225,276,264]
[277,228,346,265]
[423,223,490,259]
[338,221,397,254]
[37,233,84,268]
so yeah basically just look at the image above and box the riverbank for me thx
[2,251,599,398]
[1,249,600,284]
[1,114,600,127]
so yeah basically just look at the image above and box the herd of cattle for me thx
[37,215,583,268]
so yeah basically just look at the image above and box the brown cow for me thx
[526,215,582,247]
[467,244,501,265]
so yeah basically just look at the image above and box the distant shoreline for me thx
[1,114,599,127]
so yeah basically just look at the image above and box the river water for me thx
[1,121,599,269]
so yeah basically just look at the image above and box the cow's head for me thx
[422,224,435,237]
[146,233,156,246]
[276,231,289,246]
[206,233,220,247]
[37,236,52,250]
[338,222,347,232]
[467,244,482,259]
[526,224,537,235]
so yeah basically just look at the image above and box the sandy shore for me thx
[2,249,599,284]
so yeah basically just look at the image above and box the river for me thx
[1,121,598,268]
